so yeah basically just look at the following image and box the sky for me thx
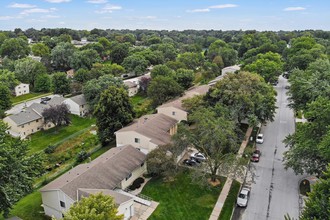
[0,0,329,31]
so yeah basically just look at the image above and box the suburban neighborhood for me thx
[0,1,330,220]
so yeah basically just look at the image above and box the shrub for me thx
[44,145,57,154]
[76,150,90,163]
[134,177,145,185]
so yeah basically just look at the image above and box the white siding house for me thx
[63,94,89,117]
[14,83,29,96]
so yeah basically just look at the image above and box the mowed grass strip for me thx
[218,180,241,220]
[3,191,50,220]
[142,171,225,220]
[28,115,96,154]
[11,92,52,104]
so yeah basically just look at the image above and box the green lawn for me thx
[1,191,50,220]
[28,115,96,154]
[11,92,52,104]
[218,180,241,220]
[142,171,225,220]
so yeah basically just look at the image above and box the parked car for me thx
[256,133,264,144]
[190,152,206,162]
[183,158,198,166]
[41,97,51,101]
[251,149,261,162]
[237,187,250,207]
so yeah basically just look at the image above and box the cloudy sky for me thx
[0,0,329,31]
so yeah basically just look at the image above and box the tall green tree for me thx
[0,84,12,113]
[14,57,47,89]
[31,43,50,57]
[0,69,19,89]
[34,74,51,92]
[62,193,123,220]
[122,54,148,76]
[70,49,100,70]
[174,107,240,182]
[83,75,123,111]
[147,76,184,107]
[150,64,174,78]
[244,52,284,83]
[177,52,203,70]
[51,42,76,71]
[205,71,277,124]
[52,72,71,95]
[0,38,30,60]
[300,165,330,220]
[174,68,194,89]
[94,86,134,146]
[0,121,44,217]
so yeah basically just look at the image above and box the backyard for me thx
[142,171,225,220]
[28,115,96,154]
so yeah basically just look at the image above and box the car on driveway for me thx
[251,149,261,162]
[256,133,264,144]
[190,152,206,162]
[237,187,250,207]
[41,97,51,101]
[183,158,198,166]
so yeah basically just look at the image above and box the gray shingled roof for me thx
[47,96,65,106]
[70,94,87,106]
[40,145,146,201]
[77,188,133,205]
[157,85,210,111]
[124,81,137,88]
[7,103,46,126]
[116,113,178,145]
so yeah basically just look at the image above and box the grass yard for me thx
[11,92,52,104]
[142,171,225,220]
[218,180,241,220]
[130,93,154,118]
[28,115,96,154]
[1,191,50,220]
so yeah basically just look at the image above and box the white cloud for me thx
[44,0,71,3]
[209,4,238,9]
[21,8,57,15]
[187,8,210,13]
[284,7,306,11]
[187,4,238,13]
[43,15,60,18]
[8,3,36,8]
[27,19,46,23]
[87,0,107,3]
[0,16,15,20]
[95,4,122,13]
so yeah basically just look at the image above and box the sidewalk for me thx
[209,127,253,220]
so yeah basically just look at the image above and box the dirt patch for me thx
[208,178,221,186]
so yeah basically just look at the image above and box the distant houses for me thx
[40,145,146,220]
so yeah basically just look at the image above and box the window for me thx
[21,125,24,128]
[81,105,84,108]
[134,138,140,143]
[141,162,144,167]
[126,173,132,181]
[36,119,39,122]
[172,111,176,116]
[48,124,51,127]
[60,201,66,208]
[31,129,33,132]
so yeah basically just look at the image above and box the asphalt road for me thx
[233,76,306,220]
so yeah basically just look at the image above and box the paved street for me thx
[233,76,306,220]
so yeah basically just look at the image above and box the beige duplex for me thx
[115,113,178,154]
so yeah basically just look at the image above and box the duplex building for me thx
[115,113,178,154]
[40,145,147,220]
[157,85,210,122]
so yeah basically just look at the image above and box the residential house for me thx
[115,113,178,154]
[3,103,53,138]
[3,96,66,139]
[63,94,89,117]
[208,65,241,86]
[124,81,139,97]
[40,145,146,220]
[14,83,29,96]
[157,85,210,122]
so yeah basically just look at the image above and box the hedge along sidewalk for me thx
[209,127,253,220]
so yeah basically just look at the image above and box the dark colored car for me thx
[183,158,198,166]
[251,149,261,162]
[41,97,51,101]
